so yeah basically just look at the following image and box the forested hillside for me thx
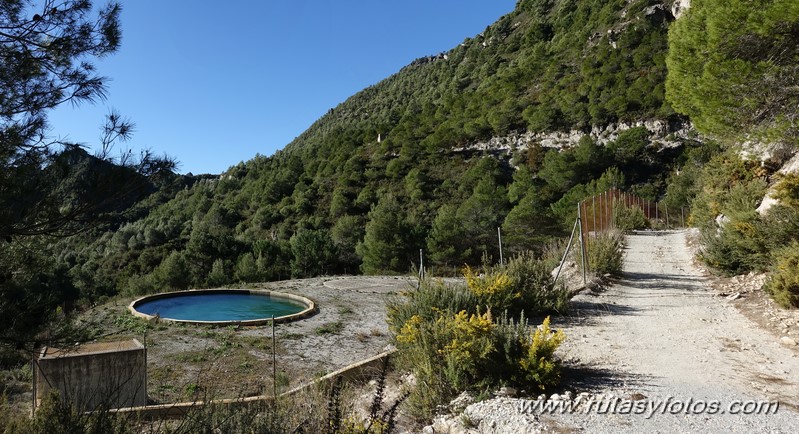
[46,0,696,303]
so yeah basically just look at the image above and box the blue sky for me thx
[48,1,517,174]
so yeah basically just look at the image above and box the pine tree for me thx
[207,259,230,287]
[290,229,337,278]
[426,205,471,267]
[456,178,510,263]
[666,0,799,143]
[358,196,413,274]
[155,251,190,290]
[234,252,259,283]
[502,190,556,255]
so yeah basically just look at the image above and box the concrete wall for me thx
[36,340,147,411]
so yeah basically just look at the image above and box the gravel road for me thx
[425,230,799,433]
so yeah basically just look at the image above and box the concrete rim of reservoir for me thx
[128,289,316,326]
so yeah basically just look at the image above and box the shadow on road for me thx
[620,271,707,291]
[557,298,643,328]
[562,364,657,392]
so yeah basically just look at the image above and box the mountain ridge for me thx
[279,0,676,159]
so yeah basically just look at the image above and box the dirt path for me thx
[429,230,799,433]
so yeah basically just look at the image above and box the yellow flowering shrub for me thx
[387,277,567,418]
[518,316,565,389]
[439,310,495,364]
[463,266,518,312]
[396,314,422,344]
[463,266,512,296]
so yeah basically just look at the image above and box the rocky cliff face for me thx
[731,137,799,216]
[455,119,697,155]
[758,151,799,215]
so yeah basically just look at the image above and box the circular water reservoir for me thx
[128,289,315,325]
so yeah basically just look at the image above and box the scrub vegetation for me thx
[387,252,568,418]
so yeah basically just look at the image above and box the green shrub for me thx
[687,147,784,276]
[765,242,799,308]
[504,251,569,315]
[315,321,345,335]
[773,173,799,209]
[698,212,770,275]
[697,177,771,275]
[157,390,333,434]
[692,151,766,224]
[394,309,565,419]
[386,279,476,335]
[1,392,135,434]
[612,202,650,232]
[587,231,624,276]
[761,205,799,252]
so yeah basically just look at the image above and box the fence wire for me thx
[578,188,688,237]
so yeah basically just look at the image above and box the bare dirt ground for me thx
[54,276,413,406]
[427,230,799,433]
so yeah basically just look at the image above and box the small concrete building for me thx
[35,339,147,411]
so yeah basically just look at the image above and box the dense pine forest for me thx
[2,0,799,369]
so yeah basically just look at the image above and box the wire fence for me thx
[578,188,689,236]
[554,189,691,285]
[420,189,689,285]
